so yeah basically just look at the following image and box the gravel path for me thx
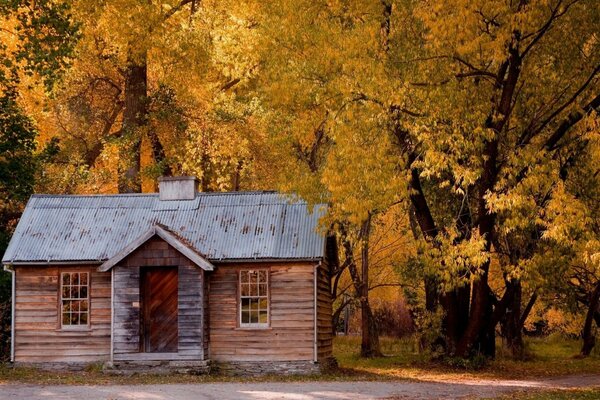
[1,374,599,400]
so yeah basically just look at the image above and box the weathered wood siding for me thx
[112,236,206,361]
[316,261,333,360]
[208,262,318,362]
[14,265,111,363]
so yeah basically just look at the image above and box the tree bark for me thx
[581,282,600,357]
[118,52,147,193]
[407,165,439,312]
[358,215,382,357]
[341,218,382,358]
[455,46,521,358]
[503,279,525,358]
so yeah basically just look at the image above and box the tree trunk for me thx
[340,219,381,357]
[407,166,439,312]
[118,52,147,193]
[359,215,382,357]
[503,279,525,358]
[581,282,600,357]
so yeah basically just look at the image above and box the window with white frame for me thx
[60,272,89,327]
[239,270,269,327]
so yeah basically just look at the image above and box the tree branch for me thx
[519,63,600,146]
[544,91,600,151]
[163,0,194,21]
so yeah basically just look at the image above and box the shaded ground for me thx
[1,374,600,400]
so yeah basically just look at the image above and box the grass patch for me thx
[333,334,600,381]
[0,334,599,385]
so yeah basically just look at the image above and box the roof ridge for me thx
[30,190,282,198]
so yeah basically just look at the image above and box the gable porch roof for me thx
[98,224,215,272]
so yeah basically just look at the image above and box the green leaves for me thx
[1,0,80,91]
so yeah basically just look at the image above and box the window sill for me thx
[234,326,272,331]
[56,326,92,333]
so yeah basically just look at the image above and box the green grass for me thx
[0,334,599,385]
[333,334,600,381]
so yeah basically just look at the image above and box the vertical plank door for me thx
[141,267,178,353]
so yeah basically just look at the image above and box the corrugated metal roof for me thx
[2,192,327,264]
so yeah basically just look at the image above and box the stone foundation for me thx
[102,360,211,375]
[13,361,100,372]
[13,358,337,376]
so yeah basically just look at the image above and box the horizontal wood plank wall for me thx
[14,266,110,363]
[316,262,333,360]
[113,236,205,361]
[209,262,317,362]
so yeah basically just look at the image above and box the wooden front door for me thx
[140,267,178,353]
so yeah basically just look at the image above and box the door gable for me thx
[98,224,214,272]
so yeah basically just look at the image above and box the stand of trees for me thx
[1,0,599,362]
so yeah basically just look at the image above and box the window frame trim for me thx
[59,271,91,330]
[238,268,270,329]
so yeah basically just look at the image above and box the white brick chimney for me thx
[158,176,198,201]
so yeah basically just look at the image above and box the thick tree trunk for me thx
[118,49,171,193]
[455,47,521,359]
[118,52,147,193]
[407,166,439,312]
[503,279,525,358]
[581,282,600,357]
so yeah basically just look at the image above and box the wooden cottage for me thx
[2,177,335,374]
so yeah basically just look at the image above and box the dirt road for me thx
[1,374,599,400]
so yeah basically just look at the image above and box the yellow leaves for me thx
[541,181,590,245]
[422,229,490,292]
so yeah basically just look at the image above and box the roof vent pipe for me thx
[158,176,198,201]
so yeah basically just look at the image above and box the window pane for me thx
[80,300,89,312]
[241,310,250,324]
[62,313,70,325]
[241,271,248,283]
[241,283,249,296]
[80,312,88,325]
[62,301,71,312]
[249,282,257,296]
[71,273,79,285]
[80,286,88,299]
[259,284,267,296]
[241,298,250,311]
[250,310,258,323]
[259,298,268,311]
[71,313,79,325]
[250,272,257,285]
[80,273,88,285]
[259,271,267,283]
[72,286,80,299]
[62,286,70,299]
[259,311,268,324]
[62,274,70,286]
